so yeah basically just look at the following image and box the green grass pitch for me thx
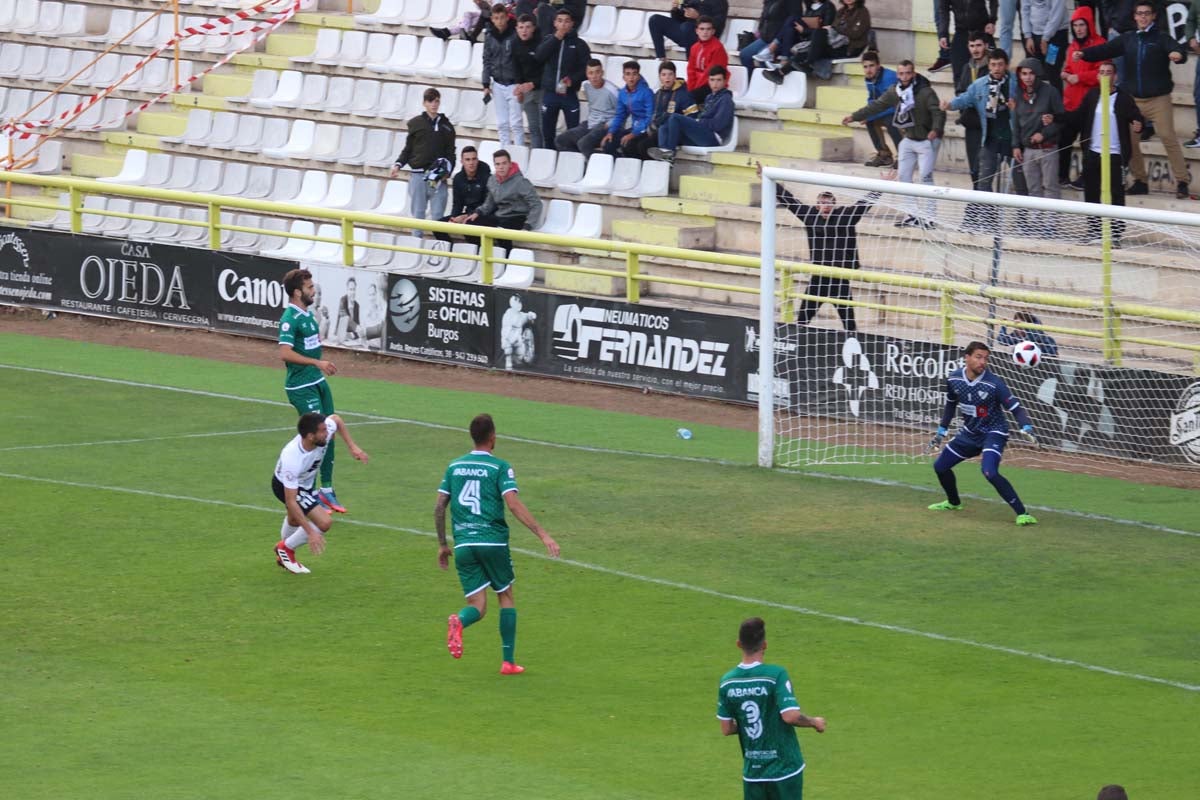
[1,333,1197,799]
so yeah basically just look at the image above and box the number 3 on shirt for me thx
[741,700,763,739]
[457,479,482,515]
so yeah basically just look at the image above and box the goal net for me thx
[756,167,1200,476]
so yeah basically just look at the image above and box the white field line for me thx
[0,420,401,453]
[2,469,1197,694]
[2,363,1198,538]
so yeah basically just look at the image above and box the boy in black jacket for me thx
[535,9,592,151]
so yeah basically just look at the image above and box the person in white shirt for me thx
[1078,61,1144,243]
[272,412,369,574]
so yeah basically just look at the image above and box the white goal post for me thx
[757,167,1200,473]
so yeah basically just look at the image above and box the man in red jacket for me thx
[686,17,727,105]
[1058,4,1105,190]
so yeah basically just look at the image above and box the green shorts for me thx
[286,380,334,416]
[454,544,515,597]
[743,771,803,800]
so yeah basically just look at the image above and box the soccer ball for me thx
[1012,341,1042,368]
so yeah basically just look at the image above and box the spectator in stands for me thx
[434,145,493,244]
[1183,1,1200,148]
[998,310,1059,355]
[484,4,524,148]
[1078,60,1144,243]
[937,1,998,84]
[860,51,899,167]
[1099,0,1137,85]
[1059,5,1105,189]
[648,65,735,164]
[521,0,586,36]
[1021,0,1069,92]
[512,14,545,148]
[1075,1,1188,198]
[955,32,992,189]
[1012,58,1064,205]
[763,0,870,82]
[831,0,873,58]
[1096,786,1128,800]
[685,17,727,105]
[448,150,543,253]
[554,59,620,153]
[844,60,944,228]
[739,0,804,70]
[621,62,697,159]
[996,0,1018,57]
[750,0,835,74]
[758,161,880,332]
[432,0,493,43]
[600,61,656,157]
[536,9,592,152]
[649,0,730,60]
[391,88,457,235]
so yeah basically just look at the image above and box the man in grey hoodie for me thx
[450,150,544,253]
[1011,56,1064,201]
[554,59,620,154]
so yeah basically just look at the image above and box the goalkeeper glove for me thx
[926,426,947,454]
[1018,424,1039,447]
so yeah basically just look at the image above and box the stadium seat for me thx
[727,64,749,101]
[306,122,347,161]
[32,2,63,36]
[116,55,144,91]
[251,70,303,108]
[605,55,627,82]
[603,157,642,195]
[495,248,536,288]
[130,11,165,48]
[243,164,279,199]
[505,145,530,168]
[297,74,332,111]
[190,159,224,193]
[441,243,482,281]
[746,71,806,111]
[140,153,174,188]
[145,204,182,240]
[317,174,355,209]
[261,220,318,260]
[566,203,603,239]
[38,47,70,84]
[222,212,260,252]
[88,52,121,89]
[96,198,132,236]
[525,148,558,187]
[202,21,230,53]
[399,36,445,78]
[680,116,738,153]
[162,108,211,145]
[292,170,330,206]
[228,69,277,105]
[369,132,405,168]
[86,8,131,42]
[722,18,757,54]
[344,128,391,167]
[99,149,150,185]
[321,76,357,114]
[268,169,304,203]
[126,202,161,239]
[549,151,585,187]
[356,0,404,25]
[383,234,424,273]
[66,97,106,130]
[306,223,366,264]
[476,139,501,166]
[350,80,383,117]
[263,119,317,160]
[0,44,27,79]
[456,91,490,128]
[54,3,87,37]
[379,82,408,120]
[77,196,110,234]
[163,156,199,190]
[369,35,418,74]
[359,232,396,268]
[347,177,382,211]
[329,126,368,164]
[176,208,212,245]
[579,6,617,41]
[361,33,394,68]
[440,40,475,80]
[435,87,462,120]
[613,159,669,198]
[293,27,340,65]
[142,58,192,94]
[65,49,94,84]
[253,216,291,254]
[371,180,409,216]
[534,199,574,235]
[205,111,241,149]
[401,0,433,25]
[217,162,250,196]
[593,10,643,46]
[230,114,266,152]
[561,153,614,194]
[737,69,775,109]
[424,0,471,27]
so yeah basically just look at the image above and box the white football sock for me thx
[285,529,309,550]
[280,519,300,539]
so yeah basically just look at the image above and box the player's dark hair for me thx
[659,60,677,75]
[967,30,986,43]
[987,48,1009,64]
[697,15,714,26]
[282,268,312,300]
[586,57,603,69]
[297,412,326,437]
[623,60,640,73]
[861,51,880,65]
[555,7,573,20]
[738,617,766,652]
[494,149,511,162]
[1097,787,1128,800]
[708,64,728,79]
[964,341,991,356]
[461,145,478,155]
[423,87,440,102]
[470,413,496,445]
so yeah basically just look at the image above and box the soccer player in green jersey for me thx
[279,268,346,513]
[436,414,560,675]
[717,618,826,800]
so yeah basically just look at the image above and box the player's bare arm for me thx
[781,708,826,732]
[278,343,337,375]
[504,492,560,557]
[326,414,369,462]
[719,718,739,736]
[284,487,327,554]
[434,492,452,569]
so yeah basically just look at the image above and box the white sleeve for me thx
[324,418,338,437]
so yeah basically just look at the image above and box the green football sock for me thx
[458,606,482,628]
[500,608,517,663]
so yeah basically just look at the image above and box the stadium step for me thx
[611,216,715,250]
[100,132,163,152]
[135,111,190,138]
[263,32,319,59]
[778,108,850,127]
[748,130,854,162]
[294,12,358,30]
[678,175,760,206]
[812,85,864,114]
[69,152,125,179]
[231,52,293,71]
[202,72,256,99]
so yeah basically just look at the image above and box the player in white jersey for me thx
[271,412,369,573]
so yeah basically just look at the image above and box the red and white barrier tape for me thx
[2,0,299,151]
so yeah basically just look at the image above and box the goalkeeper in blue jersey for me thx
[927,341,1039,526]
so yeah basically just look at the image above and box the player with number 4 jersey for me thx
[436,413,560,674]
[926,341,1039,525]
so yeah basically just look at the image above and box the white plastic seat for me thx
[293,27,339,64]
[434,87,461,120]
[369,132,405,168]
[261,220,318,260]
[550,151,585,186]
[495,248,536,288]
[355,0,404,24]
[506,145,531,169]
[217,18,254,54]
[766,70,807,110]
[243,165,278,199]
[359,231,396,268]
[99,149,150,185]
[263,119,316,159]
[429,0,476,26]
[399,36,444,77]
[229,69,277,105]
[722,19,757,53]
[680,116,739,153]
[88,53,121,88]
[204,111,241,149]
[114,55,143,92]
[331,126,368,163]
[349,80,382,117]
[231,114,266,152]
[190,159,224,193]
[371,180,409,216]
[129,10,163,47]
[346,177,382,210]
[217,162,250,196]
[384,234,423,273]
[253,217,291,253]
[475,140,501,167]
[345,128,392,167]
[309,124,342,161]
[251,70,303,109]
[415,239,454,276]
[534,199,574,235]
[175,208,211,245]
[561,153,614,194]
[179,18,209,52]
[21,139,63,175]
[127,202,161,239]
[526,148,558,187]
[566,203,603,239]
[53,2,86,36]
[163,108,212,145]
[579,6,617,40]
[88,8,132,42]
[618,13,655,48]
[222,212,259,251]
[456,91,490,128]
[40,47,71,83]
[66,97,106,130]
[593,10,642,46]
[614,159,669,198]
[142,58,192,94]
[322,77,358,114]
[603,158,641,194]
[163,156,199,190]
[317,173,355,208]
[1,88,30,119]
[308,224,367,265]
[361,33,394,68]
[80,196,109,233]
[147,205,182,241]
[368,34,417,74]
[736,70,774,110]
[442,243,481,280]
[728,64,749,101]
[378,83,407,119]
[401,0,434,25]
[140,153,174,188]
[439,40,474,79]
[297,74,331,111]
[203,23,231,53]
[258,118,293,153]
[32,2,64,36]
[0,44,27,79]
[292,170,330,206]
[66,49,94,84]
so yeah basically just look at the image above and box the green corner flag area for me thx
[2,333,1197,799]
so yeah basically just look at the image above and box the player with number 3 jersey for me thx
[436,413,560,674]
